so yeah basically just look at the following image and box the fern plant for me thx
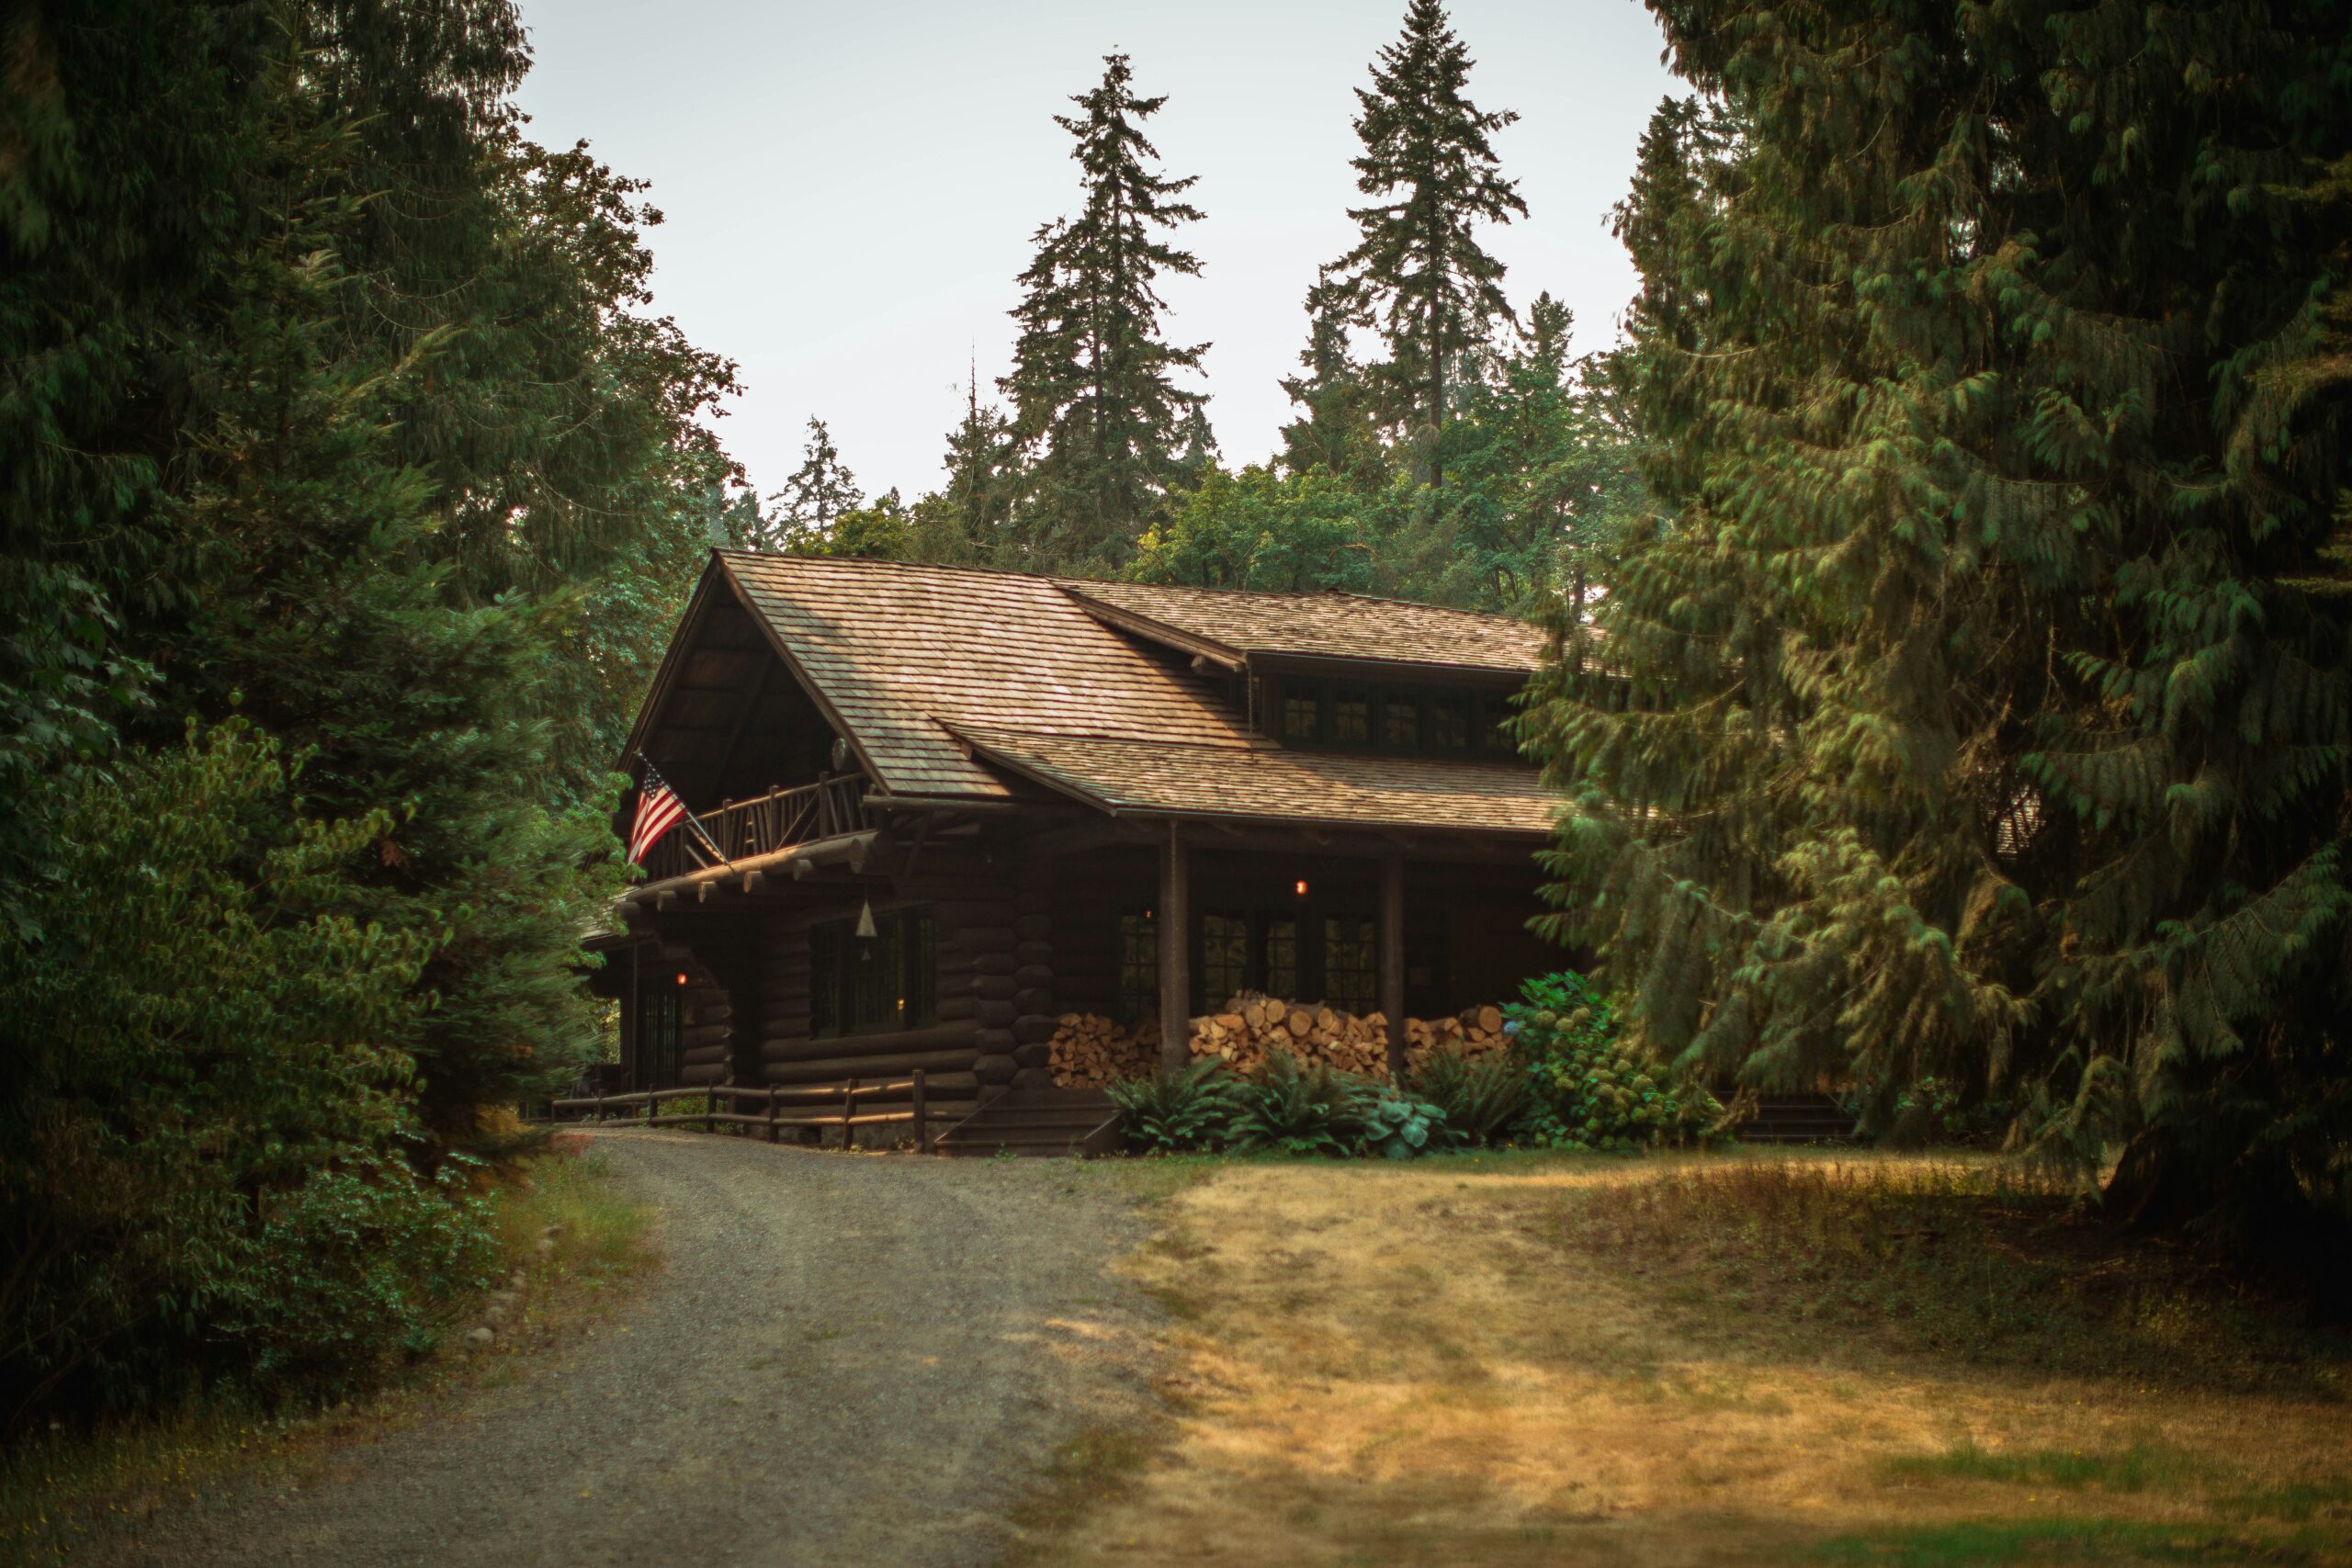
[1409,1047,1531,1145]
[1108,1059,1238,1153]
[1227,1055,1372,1156]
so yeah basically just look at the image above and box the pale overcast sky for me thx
[511,1,1682,502]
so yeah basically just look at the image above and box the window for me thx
[1322,916,1377,1014]
[1329,684,1371,744]
[1430,691,1473,751]
[1262,917,1299,998]
[1381,690,1422,749]
[1118,910,1159,1024]
[1277,678,1516,757]
[1201,913,1250,1010]
[1282,691,1320,743]
[810,906,936,1037]
[1486,697,1520,758]
[635,983,681,1089]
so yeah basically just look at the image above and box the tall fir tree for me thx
[1001,54,1207,575]
[1523,0,2352,1258]
[1322,0,1525,487]
[764,416,865,553]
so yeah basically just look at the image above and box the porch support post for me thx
[1380,851,1407,1080]
[1158,819,1191,1073]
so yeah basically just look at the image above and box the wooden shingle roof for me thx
[1061,580,1545,676]
[953,725,1556,835]
[717,553,1253,800]
[668,552,1551,832]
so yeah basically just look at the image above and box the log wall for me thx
[738,839,1031,1129]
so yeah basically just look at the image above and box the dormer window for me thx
[1276,676,1519,759]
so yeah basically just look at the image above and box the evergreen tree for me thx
[1001,54,1207,574]
[915,366,1021,565]
[765,416,865,552]
[1322,0,1525,485]
[1523,1,2352,1257]
[1277,280,1388,491]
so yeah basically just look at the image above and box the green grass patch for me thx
[1809,1518,2315,1565]
[1883,1439,2210,1495]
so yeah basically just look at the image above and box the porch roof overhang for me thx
[618,829,887,908]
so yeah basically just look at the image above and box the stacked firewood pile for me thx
[1046,1013,1161,1088]
[1189,994,1513,1079]
[1048,997,1514,1088]
[1402,1006,1510,1071]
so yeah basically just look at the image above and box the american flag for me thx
[627,762,692,865]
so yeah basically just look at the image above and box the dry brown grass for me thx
[1029,1150,2352,1568]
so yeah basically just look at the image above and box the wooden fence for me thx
[546,1072,930,1151]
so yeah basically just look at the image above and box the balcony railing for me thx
[639,775,871,884]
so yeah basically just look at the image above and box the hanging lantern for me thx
[854,898,877,940]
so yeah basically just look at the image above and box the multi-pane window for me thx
[1201,913,1250,1008]
[1329,685,1372,744]
[810,906,936,1037]
[1276,679,1517,757]
[1262,917,1299,998]
[1430,691,1474,751]
[1322,916,1377,1013]
[1381,690,1422,749]
[1118,911,1159,1023]
[1282,692,1321,743]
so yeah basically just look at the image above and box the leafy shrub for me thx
[213,1155,497,1394]
[1227,1054,1373,1156]
[1110,1059,1239,1152]
[1410,1047,1531,1145]
[1508,972,1723,1151]
[0,727,475,1420]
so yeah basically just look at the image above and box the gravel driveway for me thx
[106,1131,1162,1568]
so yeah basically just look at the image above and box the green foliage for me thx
[213,1156,496,1396]
[1109,1060,1240,1153]
[1227,1055,1372,1156]
[1520,0,2352,1251]
[0,0,737,1426]
[1408,1047,1531,1146]
[0,726,471,1416]
[1508,973,1722,1151]
[1356,1090,1457,1160]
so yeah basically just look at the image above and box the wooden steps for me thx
[934,1089,1121,1158]
[1738,1093,1862,1145]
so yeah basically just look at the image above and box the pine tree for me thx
[765,416,865,553]
[1001,54,1207,574]
[1523,1,2352,1256]
[1322,0,1525,486]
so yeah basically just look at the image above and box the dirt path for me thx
[106,1131,1161,1568]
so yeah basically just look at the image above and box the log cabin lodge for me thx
[583,550,1561,1142]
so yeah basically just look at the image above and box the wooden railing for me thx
[547,1072,930,1152]
[639,775,870,884]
